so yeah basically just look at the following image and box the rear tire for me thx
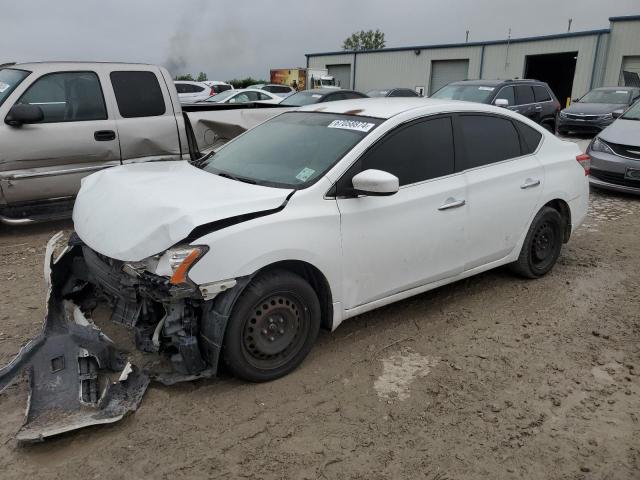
[222,270,320,382]
[510,207,564,279]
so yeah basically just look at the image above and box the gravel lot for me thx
[0,137,639,479]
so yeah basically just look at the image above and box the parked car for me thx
[202,80,233,95]
[249,83,297,97]
[587,99,640,194]
[174,80,215,103]
[366,88,420,98]
[200,88,282,104]
[279,88,367,107]
[557,86,640,135]
[0,62,284,225]
[431,79,560,132]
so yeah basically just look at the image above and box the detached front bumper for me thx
[0,233,236,444]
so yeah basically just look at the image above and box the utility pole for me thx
[567,18,572,32]
[466,30,469,43]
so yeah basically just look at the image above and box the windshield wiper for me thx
[217,172,257,184]
[190,151,214,168]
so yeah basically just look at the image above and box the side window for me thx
[110,71,166,118]
[17,71,107,123]
[494,86,515,106]
[191,85,205,93]
[175,84,189,93]
[355,117,455,187]
[245,91,260,101]
[514,85,535,105]
[456,115,521,171]
[533,86,552,102]
[343,92,364,100]
[515,121,543,154]
[258,92,272,100]
[324,93,344,102]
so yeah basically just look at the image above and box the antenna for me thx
[567,18,572,32]
[466,30,469,43]
[504,28,511,71]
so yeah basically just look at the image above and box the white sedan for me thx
[200,88,282,105]
[68,98,588,383]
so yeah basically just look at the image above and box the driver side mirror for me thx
[5,104,44,127]
[351,169,399,196]
[494,98,509,107]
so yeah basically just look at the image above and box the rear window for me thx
[533,86,552,102]
[515,121,543,154]
[0,68,30,107]
[111,71,166,118]
[213,84,232,93]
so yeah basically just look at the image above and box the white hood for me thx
[73,161,293,261]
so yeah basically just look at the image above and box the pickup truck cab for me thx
[0,62,190,224]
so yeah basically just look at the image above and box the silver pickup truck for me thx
[0,62,285,224]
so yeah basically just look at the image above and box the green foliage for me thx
[174,73,194,81]
[196,72,208,82]
[342,29,385,51]
[226,77,268,89]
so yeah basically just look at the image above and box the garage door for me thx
[430,59,469,94]
[327,64,351,89]
[621,56,640,87]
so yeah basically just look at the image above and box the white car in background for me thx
[249,84,297,97]
[174,80,215,103]
[200,88,282,104]
[67,98,589,384]
[202,80,234,95]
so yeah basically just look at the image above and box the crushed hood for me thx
[73,161,293,261]
[598,119,640,147]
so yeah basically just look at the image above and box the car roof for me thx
[295,97,506,119]
[174,80,209,85]
[591,86,637,91]
[9,61,159,74]
[302,88,356,94]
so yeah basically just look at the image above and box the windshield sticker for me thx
[328,119,375,132]
[615,90,628,94]
[295,167,316,182]
[478,86,495,91]
[0,82,9,93]
[311,94,322,98]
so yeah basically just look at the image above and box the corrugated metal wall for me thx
[603,20,640,86]
[306,19,640,98]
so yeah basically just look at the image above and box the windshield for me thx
[0,68,30,107]
[203,90,237,102]
[430,84,495,102]
[579,89,631,104]
[621,100,640,121]
[200,112,381,188]
[279,91,324,106]
[366,90,389,97]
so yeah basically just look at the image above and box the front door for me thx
[0,70,121,204]
[336,116,467,309]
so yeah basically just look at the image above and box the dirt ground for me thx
[1,151,639,478]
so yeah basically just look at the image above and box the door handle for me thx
[535,105,543,111]
[520,178,541,189]
[94,130,116,141]
[438,198,466,211]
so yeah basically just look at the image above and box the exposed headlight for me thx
[589,137,615,155]
[155,245,208,285]
[559,110,567,118]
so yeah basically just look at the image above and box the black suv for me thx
[431,79,561,132]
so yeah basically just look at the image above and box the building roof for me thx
[306,28,612,58]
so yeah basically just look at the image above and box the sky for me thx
[1,0,638,81]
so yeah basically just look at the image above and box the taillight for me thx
[576,153,590,175]
[210,87,216,96]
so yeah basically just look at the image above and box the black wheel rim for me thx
[531,220,557,269]
[241,293,308,370]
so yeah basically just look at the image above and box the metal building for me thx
[306,15,640,105]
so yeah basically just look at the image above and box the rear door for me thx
[0,69,121,205]
[455,114,544,270]
[337,116,467,309]
[514,85,537,121]
[108,68,182,164]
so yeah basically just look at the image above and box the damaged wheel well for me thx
[255,261,333,331]
[544,199,572,243]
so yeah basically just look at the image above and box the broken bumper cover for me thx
[0,234,149,444]
[0,233,235,444]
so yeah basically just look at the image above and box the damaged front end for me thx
[0,233,240,444]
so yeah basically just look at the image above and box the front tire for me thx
[222,270,321,382]
[510,207,564,279]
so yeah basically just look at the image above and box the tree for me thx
[342,29,385,51]
[174,73,194,81]
[226,77,268,89]
[196,72,208,82]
